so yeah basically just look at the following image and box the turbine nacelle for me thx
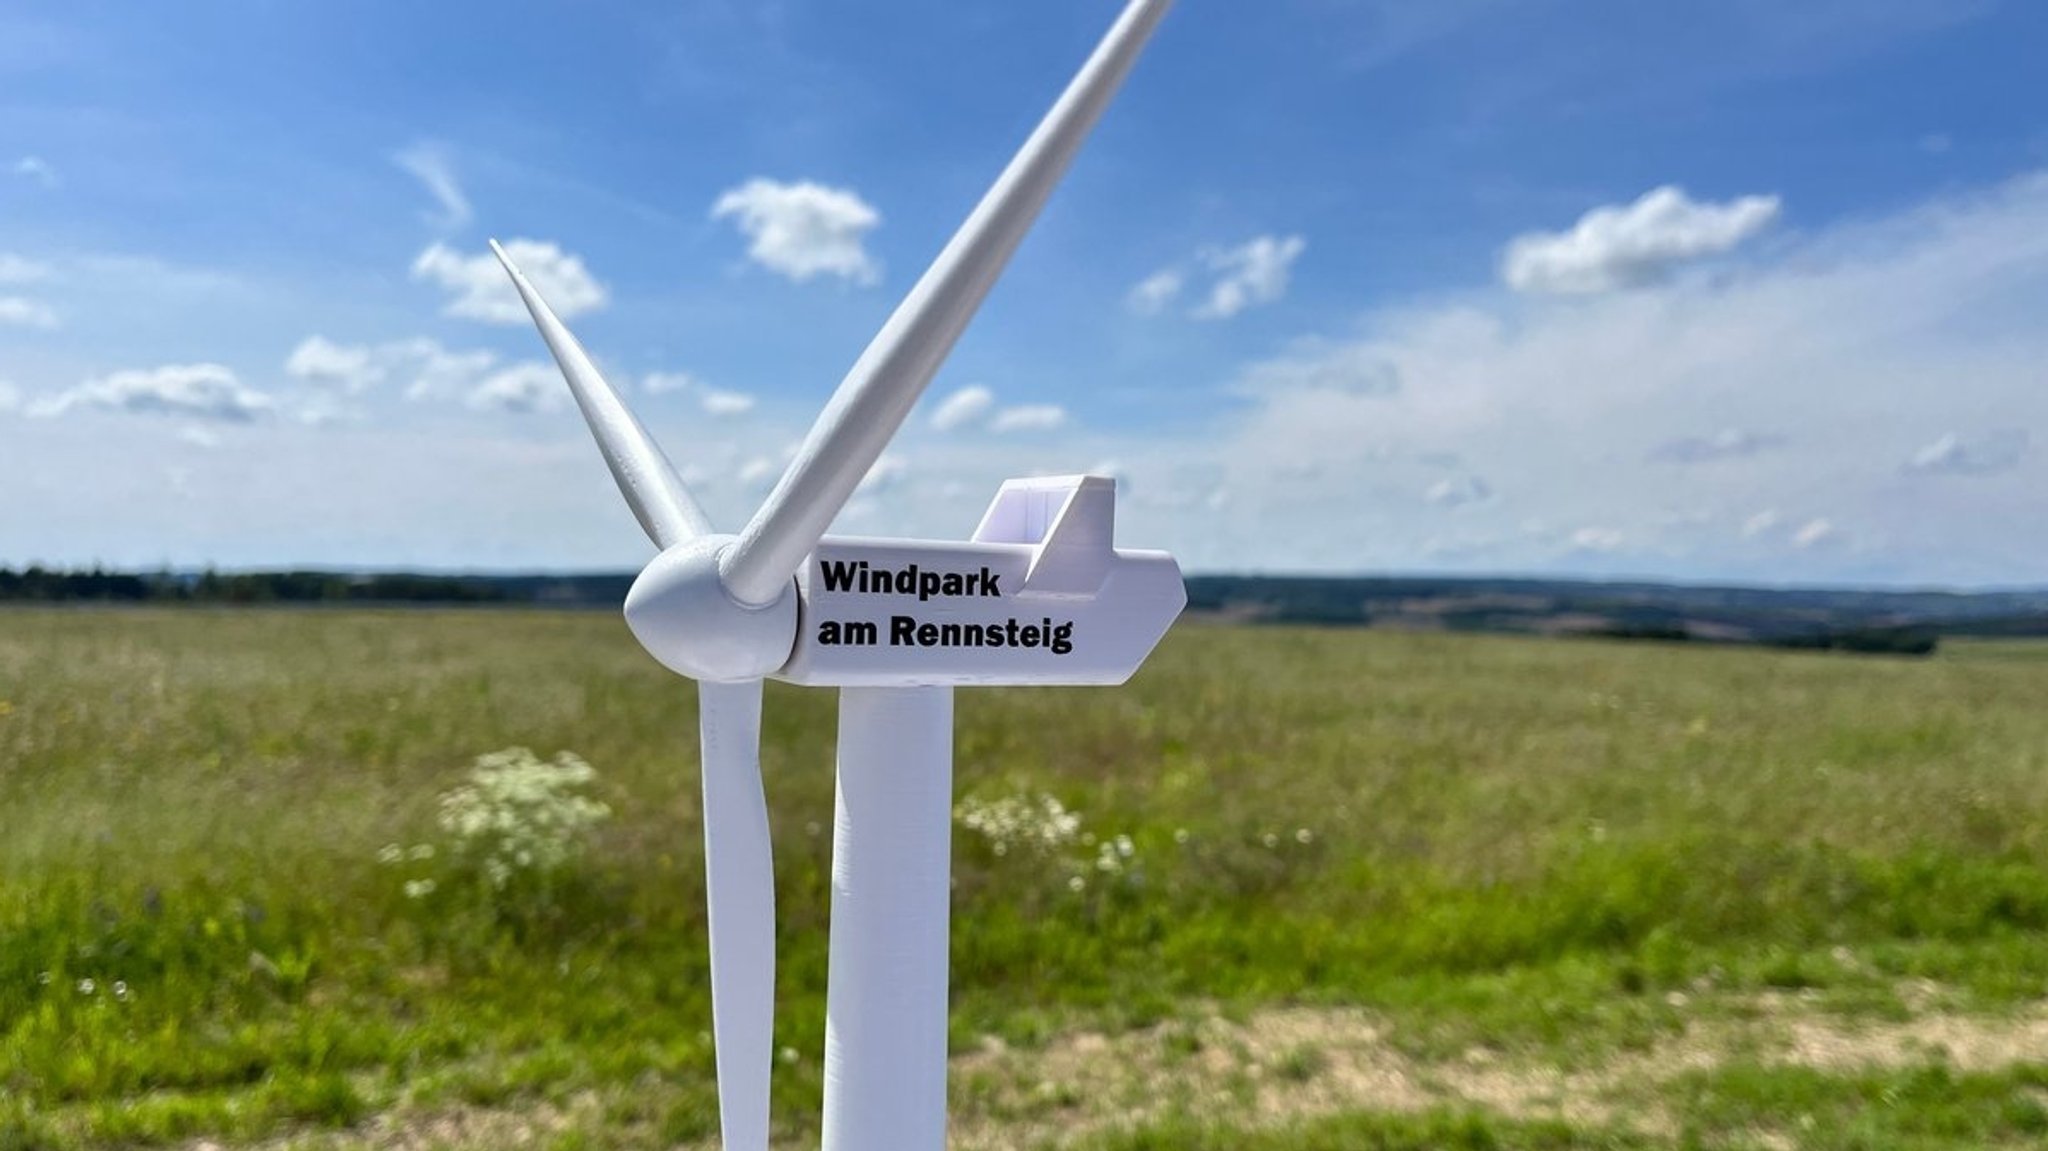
[625,537,799,684]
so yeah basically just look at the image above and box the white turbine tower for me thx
[491,2,1182,1147]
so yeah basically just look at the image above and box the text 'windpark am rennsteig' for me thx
[812,559,1076,655]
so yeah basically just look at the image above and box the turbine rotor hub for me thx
[625,536,798,683]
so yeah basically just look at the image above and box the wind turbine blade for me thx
[698,679,776,1151]
[491,240,714,549]
[720,0,1177,606]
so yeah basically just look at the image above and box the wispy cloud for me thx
[1132,235,1307,321]
[699,387,755,416]
[0,297,58,329]
[1195,235,1307,319]
[1649,428,1785,464]
[0,254,50,283]
[1426,475,1494,508]
[1125,269,1185,316]
[394,142,473,231]
[1902,430,2028,477]
[12,155,57,188]
[988,404,1067,433]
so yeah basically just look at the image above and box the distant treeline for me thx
[10,566,2048,657]
[0,567,512,605]
[1184,574,2048,658]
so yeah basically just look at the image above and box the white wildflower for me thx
[77,978,95,996]
[404,879,438,899]
[408,843,435,861]
[437,748,611,892]
[1262,833,1280,849]
[956,793,1083,858]
[377,844,404,865]
[1295,828,1313,845]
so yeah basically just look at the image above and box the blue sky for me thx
[3,0,2045,584]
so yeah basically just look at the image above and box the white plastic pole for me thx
[820,686,957,1151]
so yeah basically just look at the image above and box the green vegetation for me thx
[4,609,2048,1148]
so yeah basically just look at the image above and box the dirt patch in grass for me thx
[948,986,2048,1149]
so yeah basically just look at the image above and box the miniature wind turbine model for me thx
[490,1,1182,1148]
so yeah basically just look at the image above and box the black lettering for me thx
[917,622,939,646]
[890,615,916,645]
[1021,624,1041,648]
[1051,621,1074,655]
[821,561,858,593]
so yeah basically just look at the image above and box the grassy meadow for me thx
[5,608,2048,1148]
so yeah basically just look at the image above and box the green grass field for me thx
[5,609,2048,1149]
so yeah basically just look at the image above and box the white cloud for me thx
[28,364,272,422]
[711,178,881,285]
[930,385,996,432]
[1126,269,1185,316]
[13,156,57,188]
[1649,428,1785,463]
[177,425,221,449]
[643,371,700,396]
[1194,235,1307,320]
[394,142,474,231]
[0,255,49,283]
[0,381,18,414]
[1426,475,1493,508]
[1902,430,2028,477]
[989,404,1068,433]
[1742,509,1782,538]
[466,363,567,414]
[0,297,58,329]
[1502,186,1781,294]
[412,239,608,324]
[285,336,384,393]
[1792,518,1837,548]
[700,388,755,417]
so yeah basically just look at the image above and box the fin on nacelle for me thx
[972,475,1116,598]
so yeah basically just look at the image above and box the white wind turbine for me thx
[490,2,1183,1148]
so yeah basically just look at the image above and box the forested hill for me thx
[6,566,2047,655]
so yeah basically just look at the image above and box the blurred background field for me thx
[5,608,2048,1149]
